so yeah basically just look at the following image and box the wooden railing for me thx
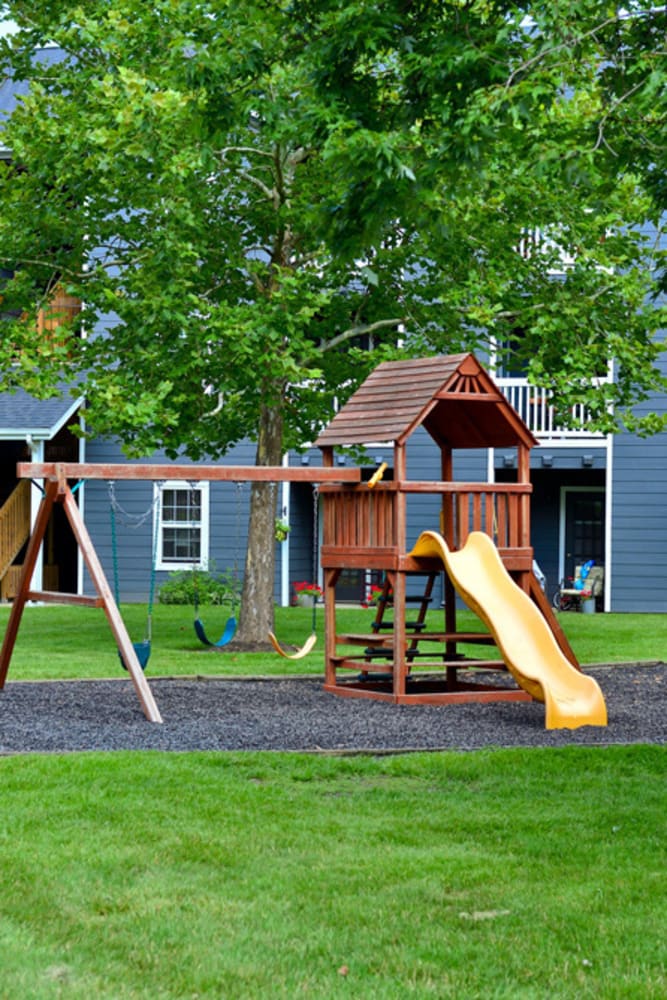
[322,484,396,551]
[0,480,31,580]
[321,482,531,555]
[436,483,532,551]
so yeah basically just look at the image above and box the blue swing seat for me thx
[119,640,151,672]
[194,615,237,648]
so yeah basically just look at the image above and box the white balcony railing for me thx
[496,377,610,441]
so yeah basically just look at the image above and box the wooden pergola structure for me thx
[0,462,361,723]
[315,353,576,705]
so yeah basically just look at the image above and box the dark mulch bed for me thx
[0,664,664,755]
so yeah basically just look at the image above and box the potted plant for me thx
[361,584,392,608]
[274,518,290,543]
[293,581,323,607]
[580,589,596,614]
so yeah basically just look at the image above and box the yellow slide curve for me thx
[410,531,607,730]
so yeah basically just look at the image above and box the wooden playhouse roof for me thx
[316,353,537,450]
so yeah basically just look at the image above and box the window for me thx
[156,481,209,570]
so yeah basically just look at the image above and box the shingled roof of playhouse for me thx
[316,353,538,451]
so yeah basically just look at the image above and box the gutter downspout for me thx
[604,433,613,612]
[27,436,44,595]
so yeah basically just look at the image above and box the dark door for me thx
[564,490,605,579]
[335,569,367,603]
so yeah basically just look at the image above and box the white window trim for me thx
[155,480,210,572]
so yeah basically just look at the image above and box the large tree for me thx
[0,1,664,645]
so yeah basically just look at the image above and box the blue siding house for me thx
[2,353,665,612]
[1,48,665,615]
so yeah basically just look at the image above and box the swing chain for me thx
[108,480,157,528]
[109,481,162,644]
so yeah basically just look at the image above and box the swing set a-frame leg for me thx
[0,478,163,724]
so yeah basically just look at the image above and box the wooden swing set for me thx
[0,462,360,724]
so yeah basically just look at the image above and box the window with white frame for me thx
[156,481,209,570]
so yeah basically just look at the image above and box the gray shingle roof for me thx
[0,384,82,438]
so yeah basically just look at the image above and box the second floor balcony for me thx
[496,376,611,443]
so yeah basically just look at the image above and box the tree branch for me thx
[321,317,405,352]
[593,76,662,153]
[505,15,620,90]
[219,146,275,160]
[238,168,279,207]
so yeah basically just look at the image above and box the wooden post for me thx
[517,444,531,548]
[517,443,532,592]
[324,568,340,687]
[441,446,453,544]
[389,570,407,699]
[392,445,408,700]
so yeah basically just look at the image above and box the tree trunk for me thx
[232,395,283,650]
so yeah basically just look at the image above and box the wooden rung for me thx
[332,658,506,671]
[335,631,495,646]
[373,621,427,631]
[336,633,392,646]
[26,590,105,608]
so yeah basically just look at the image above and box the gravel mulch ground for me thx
[0,663,664,755]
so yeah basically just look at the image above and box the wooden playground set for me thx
[0,354,606,729]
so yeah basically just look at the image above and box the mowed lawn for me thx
[0,603,665,680]
[0,747,664,999]
[0,605,664,997]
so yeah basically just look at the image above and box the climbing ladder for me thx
[361,571,437,670]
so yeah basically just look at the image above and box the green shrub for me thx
[158,564,240,606]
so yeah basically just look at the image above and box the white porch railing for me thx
[496,377,610,441]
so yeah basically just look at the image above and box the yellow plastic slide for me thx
[410,530,607,730]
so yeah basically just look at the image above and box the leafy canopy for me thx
[0,0,665,456]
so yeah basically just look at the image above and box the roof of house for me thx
[0,385,82,440]
[315,353,537,451]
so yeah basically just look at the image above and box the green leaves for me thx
[0,0,664,459]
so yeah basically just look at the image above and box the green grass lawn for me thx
[0,746,665,999]
[0,605,664,997]
[0,603,664,682]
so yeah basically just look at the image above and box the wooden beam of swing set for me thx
[17,463,362,483]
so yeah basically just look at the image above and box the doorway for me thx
[559,487,605,583]
[43,422,81,593]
